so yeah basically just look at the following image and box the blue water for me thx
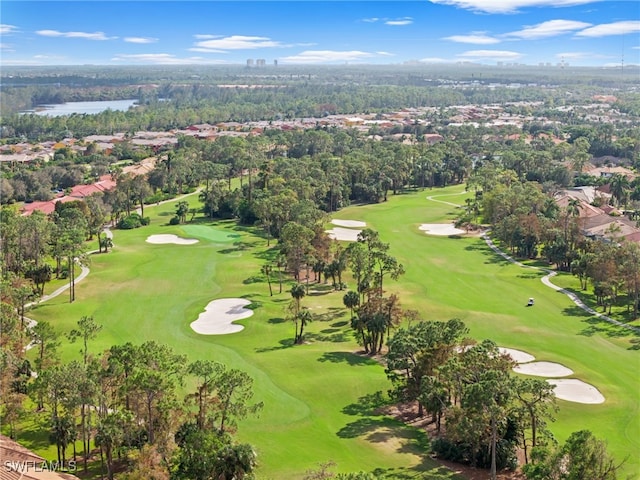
[26,99,138,116]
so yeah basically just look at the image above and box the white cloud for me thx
[194,35,282,50]
[457,49,524,61]
[444,33,500,44]
[428,0,595,14]
[0,24,18,35]
[124,37,158,44]
[376,51,395,56]
[36,30,116,41]
[280,50,376,64]
[505,20,591,39]
[194,34,219,39]
[362,17,380,23]
[575,20,640,37]
[385,17,413,26]
[419,57,457,63]
[555,51,611,60]
[0,43,14,51]
[112,53,229,65]
[189,47,227,54]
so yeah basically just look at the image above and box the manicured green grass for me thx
[334,185,640,476]
[24,194,459,479]
[22,185,640,478]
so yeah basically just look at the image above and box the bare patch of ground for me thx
[146,234,198,245]
[546,379,605,404]
[498,347,535,364]
[190,298,253,335]
[418,223,465,236]
[514,362,573,377]
[325,227,362,242]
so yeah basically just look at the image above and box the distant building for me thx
[246,59,254,67]
[256,59,266,67]
[274,59,278,67]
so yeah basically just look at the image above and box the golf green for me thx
[180,224,242,242]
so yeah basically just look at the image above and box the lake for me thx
[25,99,139,117]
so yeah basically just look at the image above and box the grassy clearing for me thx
[22,185,639,478]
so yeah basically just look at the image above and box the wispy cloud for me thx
[362,17,413,26]
[443,33,500,44]
[280,50,376,64]
[376,51,395,56]
[0,43,14,52]
[124,37,158,44]
[428,0,596,14]
[419,57,456,63]
[112,53,229,65]
[0,24,18,35]
[457,49,524,61]
[575,20,640,37]
[36,30,116,41]
[385,17,413,26]
[193,35,283,51]
[505,19,592,39]
[556,51,612,60]
[189,47,227,54]
[194,34,219,40]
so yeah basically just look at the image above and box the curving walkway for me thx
[424,193,640,334]
[425,190,467,207]
[482,234,640,334]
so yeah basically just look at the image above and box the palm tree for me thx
[609,173,630,207]
[261,264,273,296]
[290,283,306,342]
[290,283,306,315]
[343,291,360,319]
[296,308,313,344]
[215,443,257,480]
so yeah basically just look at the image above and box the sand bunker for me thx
[146,234,199,245]
[547,379,605,404]
[514,361,574,377]
[419,223,465,236]
[326,227,362,242]
[190,298,254,335]
[331,219,367,228]
[499,347,536,364]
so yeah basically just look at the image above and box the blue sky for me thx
[1,1,639,67]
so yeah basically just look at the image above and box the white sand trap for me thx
[514,361,573,377]
[547,379,605,404]
[190,298,254,335]
[419,223,465,236]
[331,219,367,228]
[146,234,199,245]
[326,227,362,242]
[499,347,536,364]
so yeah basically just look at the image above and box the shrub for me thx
[169,216,180,225]
[118,213,142,230]
[140,216,151,226]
